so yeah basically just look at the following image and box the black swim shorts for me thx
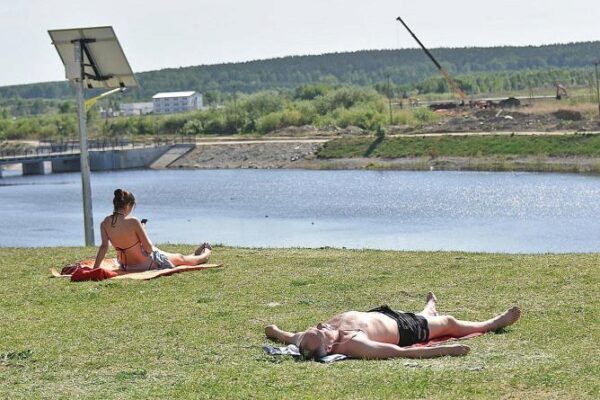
[367,305,429,346]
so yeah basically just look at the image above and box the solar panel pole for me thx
[73,39,95,246]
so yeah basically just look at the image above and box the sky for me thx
[0,0,598,87]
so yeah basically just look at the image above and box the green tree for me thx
[58,101,73,114]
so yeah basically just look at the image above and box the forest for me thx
[1,41,599,140]
[0,41,598,101]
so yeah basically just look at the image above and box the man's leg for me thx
[265,325,304,346]
[418,292,439,317]
[426,306,521,339]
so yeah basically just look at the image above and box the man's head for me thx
[298,323,336,360]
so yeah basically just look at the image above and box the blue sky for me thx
[0,0,598,86]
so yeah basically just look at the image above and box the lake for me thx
[0,168,599,253]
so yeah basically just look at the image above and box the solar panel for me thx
[48,26,138,89]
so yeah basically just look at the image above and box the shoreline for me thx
[293,156,600,174]
[1,244,597,255]
[170,153,600,174]
[168,136,600,174]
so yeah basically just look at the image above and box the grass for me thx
[317,134,600,160]
[0,246,598,399]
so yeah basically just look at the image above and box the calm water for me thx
[0,168,599,253]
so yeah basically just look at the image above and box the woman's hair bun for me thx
[113,189,135,210]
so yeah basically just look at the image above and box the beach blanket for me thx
[263,332,483,363]
[50,258,223,281]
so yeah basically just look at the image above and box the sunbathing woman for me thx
[92,189,212,272]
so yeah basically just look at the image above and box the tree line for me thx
[0,86,440,140]
[0,41,598,101]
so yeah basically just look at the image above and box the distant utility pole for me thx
[386,74,393,125]
[594,61,600,121]
[233,88,238,133]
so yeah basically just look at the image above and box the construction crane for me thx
[396,16,467,104]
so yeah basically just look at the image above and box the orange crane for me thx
[396,16,467,104]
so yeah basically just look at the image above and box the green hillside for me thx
[0,41,599,101]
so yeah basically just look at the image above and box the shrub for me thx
[333,105,387,131]
[412,108,439,124]
[315,86,385,115]
[241,91,286,118]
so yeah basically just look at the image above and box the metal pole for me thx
[594,61,600,122]
[74,40,95,246]
[387,74,393,125]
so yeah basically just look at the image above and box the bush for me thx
[294,84,332,100]
[412,108,439,124]
[241,91,286,119]
[180,119,204,135]
[315,86,385,115]
[333,105,387,131]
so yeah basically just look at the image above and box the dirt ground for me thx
[417,107,599,134]
[170,141,321,169]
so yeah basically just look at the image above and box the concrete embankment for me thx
[169,140,324,169]
[167,139,600,173]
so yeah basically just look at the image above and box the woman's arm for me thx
[92,222,110,269]
[133,218,154,252]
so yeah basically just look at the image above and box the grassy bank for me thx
[1,246,598,399]
[317,134,600,160]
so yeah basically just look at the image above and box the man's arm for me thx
[265,325,304,346]
[341,337,470,359]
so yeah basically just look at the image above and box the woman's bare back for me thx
[102,214,151,266]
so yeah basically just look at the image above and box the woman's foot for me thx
[195,242,212,256]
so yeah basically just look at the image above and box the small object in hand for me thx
[141,218,148,224]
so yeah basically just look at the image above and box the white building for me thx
[152,91,203,114]
[120,102,154,116]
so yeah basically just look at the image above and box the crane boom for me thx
[396,16,467,101]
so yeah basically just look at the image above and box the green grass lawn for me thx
[317,134,600,159]
[1,246,598,399]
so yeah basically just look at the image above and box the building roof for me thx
[152,91,197,99]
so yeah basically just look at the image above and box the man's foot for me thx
[489,306,521,331]
[195,242,212,256]
[426,291,437,304]
[422,292,439,316]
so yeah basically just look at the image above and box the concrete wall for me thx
[51,158,80,173]
[1,146,174,176]
[22,161,45,175]
[89,145,171,171]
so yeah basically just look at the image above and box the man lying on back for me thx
[265,292,521,359]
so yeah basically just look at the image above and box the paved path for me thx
[194,138,329,145]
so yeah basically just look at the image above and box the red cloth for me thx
[70,267,119,282]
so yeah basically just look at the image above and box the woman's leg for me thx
[164,248,211,266]
[426,306,521,339]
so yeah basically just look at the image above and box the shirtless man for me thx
[265,293,521,359]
